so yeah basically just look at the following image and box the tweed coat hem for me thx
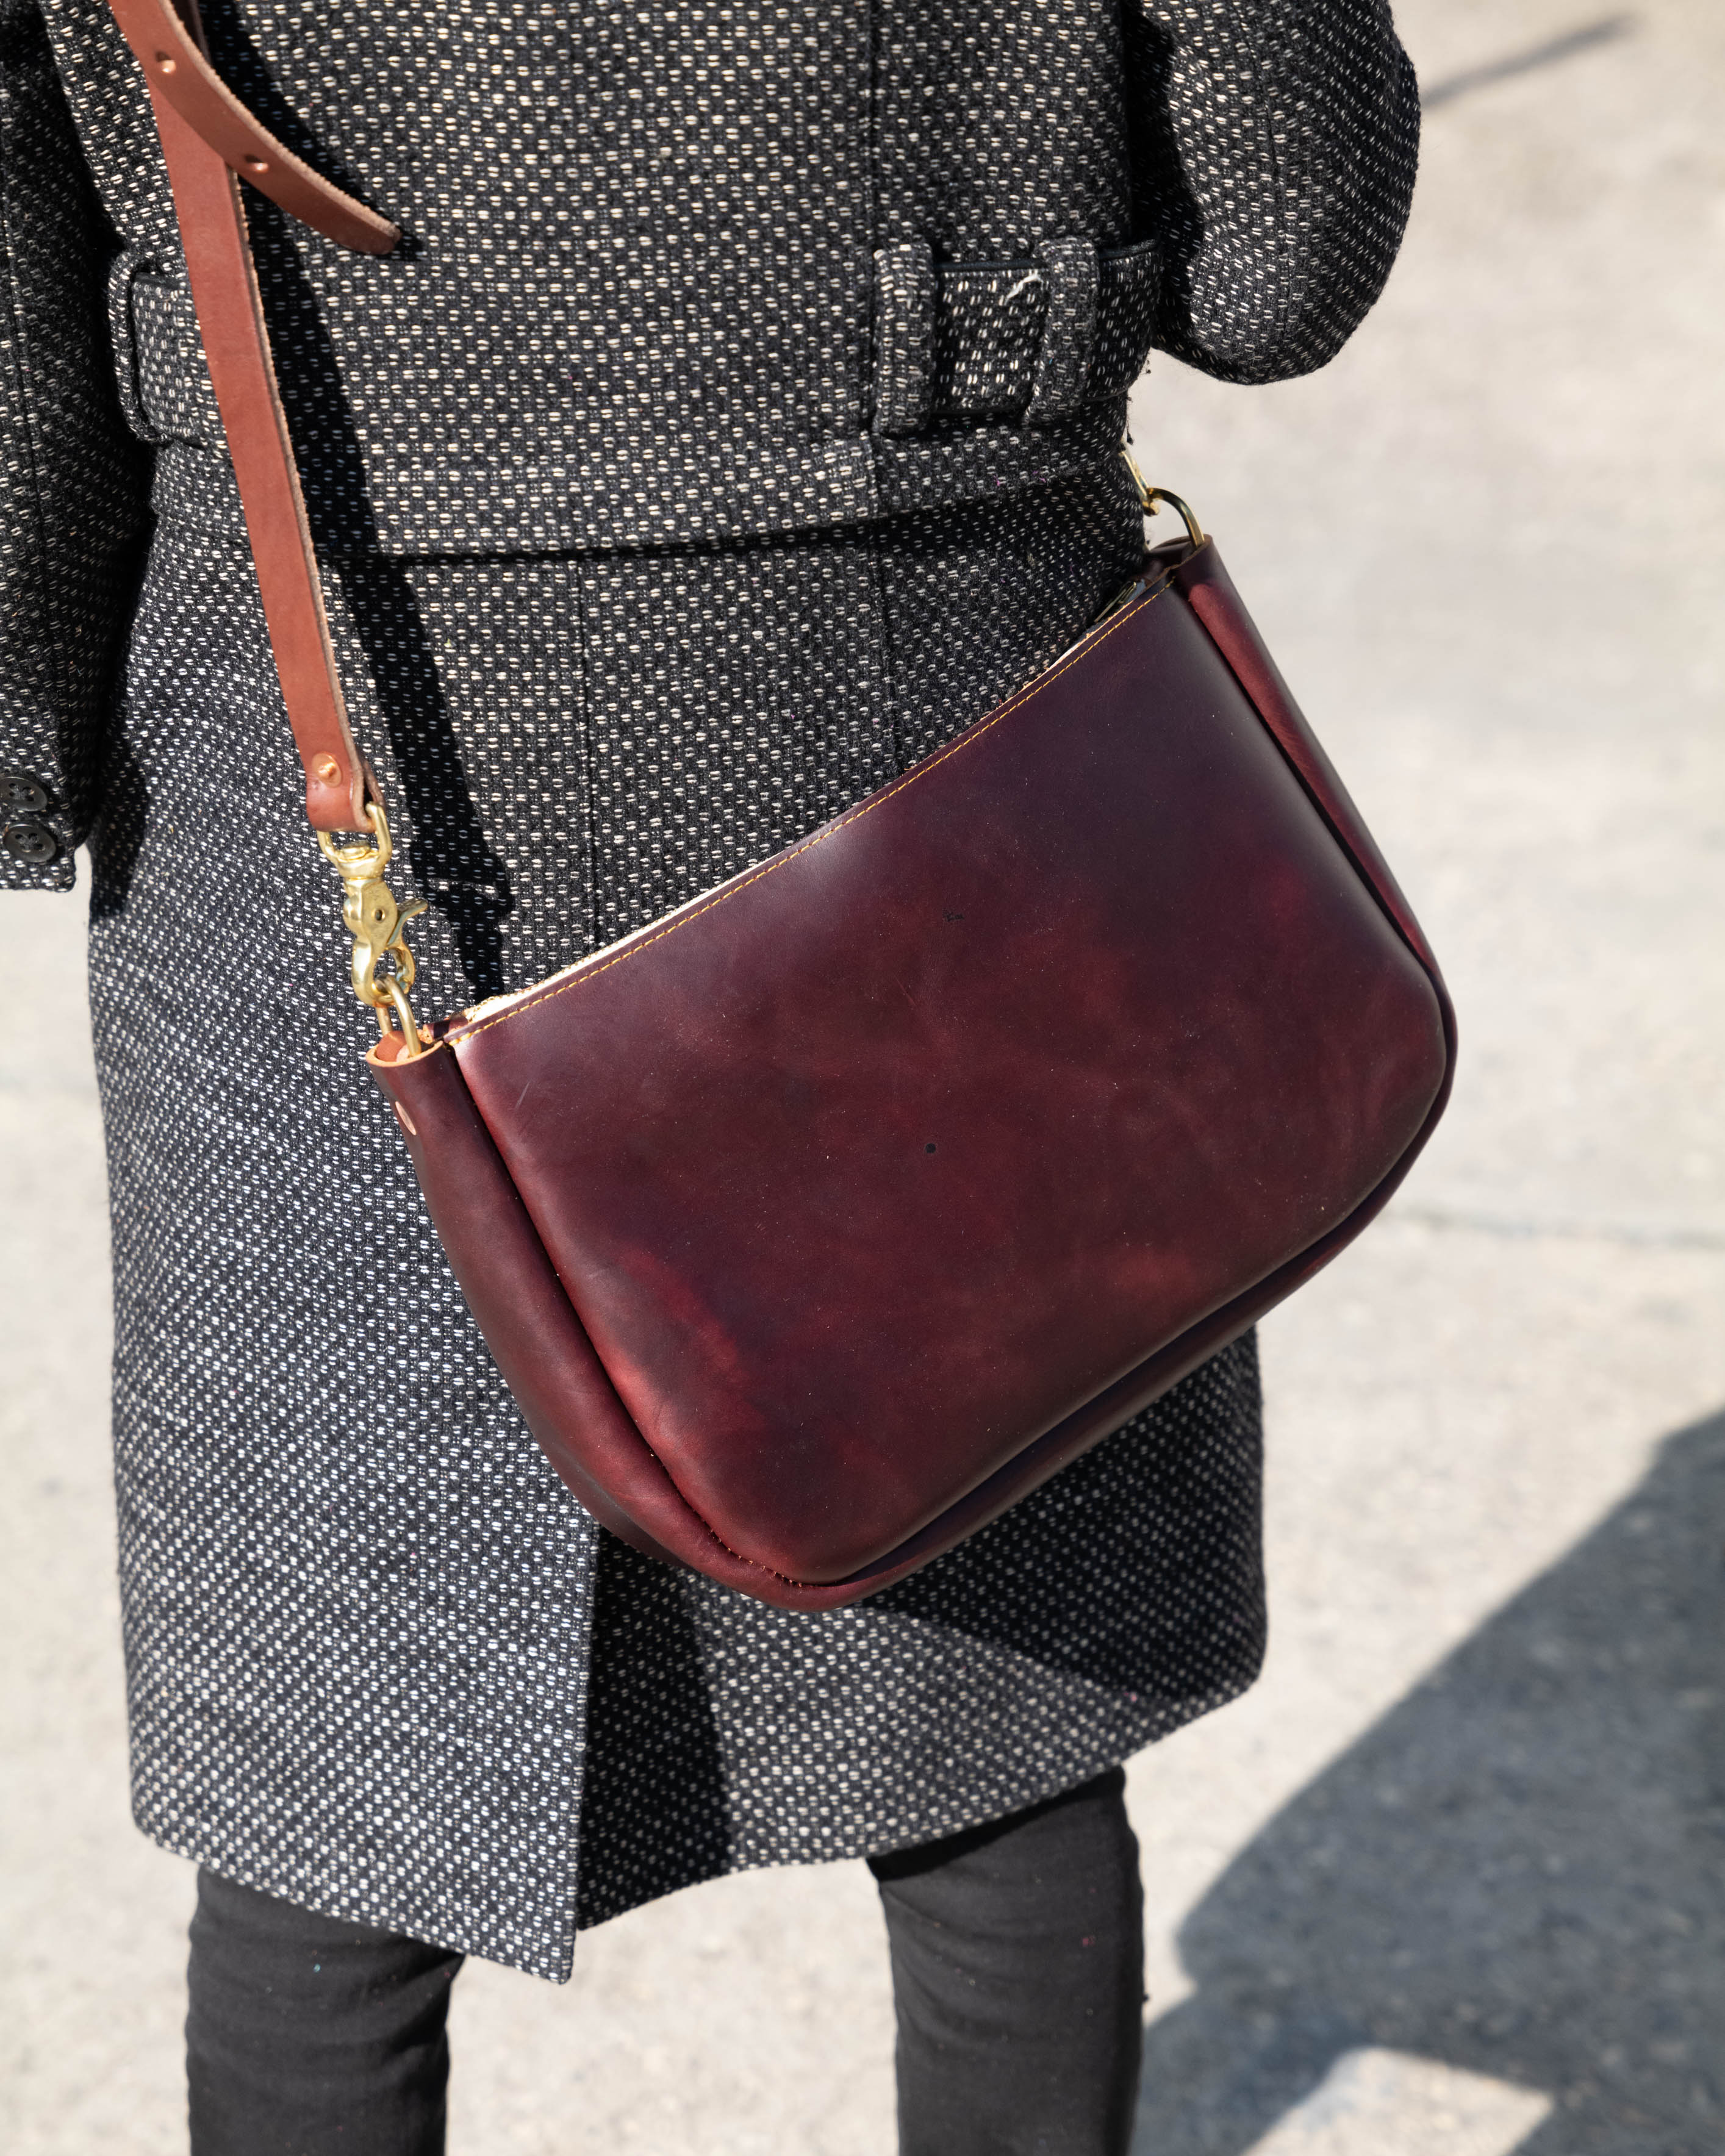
[139,1650,1267,1979]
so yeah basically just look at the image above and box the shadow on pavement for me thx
[1136,1408,1725,2155]
[1421,15,1634,110]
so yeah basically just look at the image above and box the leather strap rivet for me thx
[245,156,270,173]
[312,753,342,784]
[154,51,176,71]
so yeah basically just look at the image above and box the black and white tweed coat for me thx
[0,0,1418,1977]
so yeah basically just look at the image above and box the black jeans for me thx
[186,1767,1144,2156]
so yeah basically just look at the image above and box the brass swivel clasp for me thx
[316,797,429,1055]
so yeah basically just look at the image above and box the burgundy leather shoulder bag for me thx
[112,0,1456,1611]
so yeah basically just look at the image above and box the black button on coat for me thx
[0,0,1418,1975]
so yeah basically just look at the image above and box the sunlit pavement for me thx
[2,2,1720,2149]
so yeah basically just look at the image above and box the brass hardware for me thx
[311,751,342,785]
[316,797,429,1055]
[1121,446,1206,548]
[1143,485,1205,548]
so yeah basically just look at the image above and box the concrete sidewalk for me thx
[3,1,1721,2149]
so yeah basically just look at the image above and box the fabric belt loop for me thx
[873,240,936,437]
[1025,237,1099,425]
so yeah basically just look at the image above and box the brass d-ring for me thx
[1121,446,1207,548]
[1142,486,1205,548]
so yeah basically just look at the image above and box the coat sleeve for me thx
[1122,0,1421,385]
[0,0,151,890]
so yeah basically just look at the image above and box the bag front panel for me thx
[448,573,1447,1585]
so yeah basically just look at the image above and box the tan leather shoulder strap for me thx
[110,0,396,830]
[108,0,397,254]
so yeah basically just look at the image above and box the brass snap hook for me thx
[316,797,429,1055]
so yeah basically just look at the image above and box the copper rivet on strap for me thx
[154,51,176,71]
[245,156,270,173]
[312,753,342,784]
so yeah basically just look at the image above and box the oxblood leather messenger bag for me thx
[113,0,1456,1610]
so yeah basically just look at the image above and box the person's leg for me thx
[186,1867,464,2156]
[867,1766,1145,2156]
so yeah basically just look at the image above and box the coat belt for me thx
[107,236,1158,551]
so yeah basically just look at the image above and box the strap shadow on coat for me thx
[198,0,398,224]
[1133,1407,1725,2155]
[243,203,515,1001]
[330,554,517,1001]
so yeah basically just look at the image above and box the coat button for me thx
[1,770,50,814]
[1,817,58,864]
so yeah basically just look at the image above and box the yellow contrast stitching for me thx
[459,582,1171,1042]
